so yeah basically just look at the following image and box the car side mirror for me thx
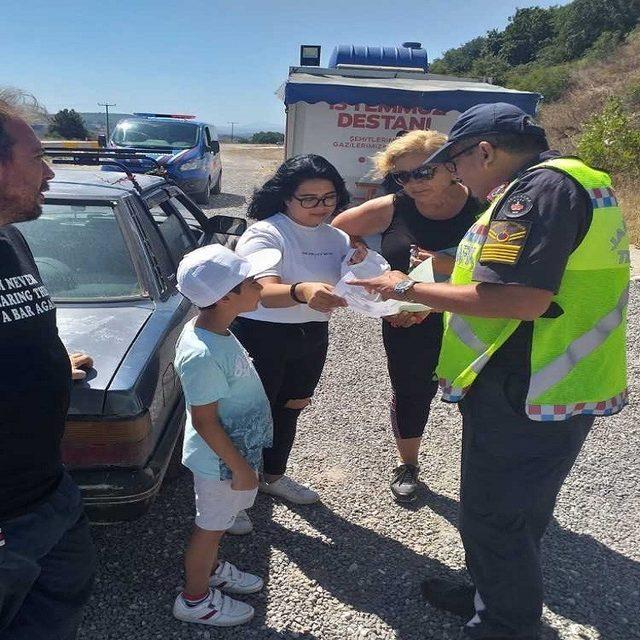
[98,134,107,147]
[206,215,247,236]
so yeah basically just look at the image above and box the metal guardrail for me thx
[43,147,168,193]
[41,140,100,149]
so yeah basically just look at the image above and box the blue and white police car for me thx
[106,113,222,204]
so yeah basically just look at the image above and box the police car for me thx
[104,113,222,204]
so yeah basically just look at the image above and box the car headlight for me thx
[179,159,202,171]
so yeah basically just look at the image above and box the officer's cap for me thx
[426,103,547,164]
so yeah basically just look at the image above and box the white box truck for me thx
[278,43,541,205]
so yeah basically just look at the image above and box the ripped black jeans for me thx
[232,317,329,476]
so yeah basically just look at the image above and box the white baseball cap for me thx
[176,244,281,308]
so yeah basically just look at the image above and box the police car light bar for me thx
[133,113,196,119]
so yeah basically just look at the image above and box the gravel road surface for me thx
[78,145,639,640]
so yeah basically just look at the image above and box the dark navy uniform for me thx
[459,152,596,639]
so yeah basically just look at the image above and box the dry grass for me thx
[540,29,640,152]
[616,174,640,249]
[539,29,640,246]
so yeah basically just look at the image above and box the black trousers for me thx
[382,314,442,440]
[459,368,594,639]
[0,473,96,640]
[232,317,329,476]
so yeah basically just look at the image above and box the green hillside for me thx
[430,0,640,244]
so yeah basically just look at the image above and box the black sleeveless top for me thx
[381,190,482,273]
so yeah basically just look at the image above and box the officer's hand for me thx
[348,270,407,300]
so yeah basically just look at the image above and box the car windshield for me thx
[17,203,145,302]
[112,119,198,149]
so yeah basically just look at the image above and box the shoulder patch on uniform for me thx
[503,193,534,218]
[479,219,531,265]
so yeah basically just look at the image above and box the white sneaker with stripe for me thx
[173,588,254,627]
[210,560,263,594]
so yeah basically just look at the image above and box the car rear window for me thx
[17,204,146,302]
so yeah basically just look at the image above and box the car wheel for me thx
[194,177,211,205]
[212,171,222,195]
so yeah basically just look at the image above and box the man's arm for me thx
[411,281,552,321]
[350,271,552,321]
[191,402,258,491]
[351,168,590,321]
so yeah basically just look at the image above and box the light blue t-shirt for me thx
[174,320,273,480]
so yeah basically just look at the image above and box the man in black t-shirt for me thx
[0,97,95,639]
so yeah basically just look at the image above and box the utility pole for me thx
[98,102,116,139]
[228,121,238,143]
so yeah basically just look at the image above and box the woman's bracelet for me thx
[290,282,307,304]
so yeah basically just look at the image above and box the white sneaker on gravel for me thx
[259,476,319,504]
[226,510,253,536]
[210,560,263,594]
[173,588,254,627]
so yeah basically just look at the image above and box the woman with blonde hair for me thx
[332,129,482,503]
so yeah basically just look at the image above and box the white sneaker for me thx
[173,588,254,627]
[259,476,320,504]
[210,560,263,594]
[226,510,253,536]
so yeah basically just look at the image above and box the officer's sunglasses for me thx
[291,193,338,209]
[390,164,438,186]
[443,142,481,173]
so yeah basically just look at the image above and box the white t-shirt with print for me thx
[235,213,351,323]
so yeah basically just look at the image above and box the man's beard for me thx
[0,192,43,226]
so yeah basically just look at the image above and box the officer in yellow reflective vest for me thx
[350,103,629,640]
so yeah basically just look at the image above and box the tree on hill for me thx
[48,109,90,140]
[554,0,640,61]
[250,131,284,144]
[428,0,640,84]
[429,36,487,75]
[499,7,556,66]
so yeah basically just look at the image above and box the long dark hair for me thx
[247,154,350,220]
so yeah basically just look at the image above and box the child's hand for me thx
[231,463,259,491]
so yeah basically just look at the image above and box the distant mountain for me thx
[78,113,284,137]
[218,121,285,136]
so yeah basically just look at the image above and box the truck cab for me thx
[106,114,222,204]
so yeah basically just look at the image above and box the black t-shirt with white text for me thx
[0,225,70,520]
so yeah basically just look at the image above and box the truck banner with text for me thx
[286,102,460,203]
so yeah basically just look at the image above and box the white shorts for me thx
[193,474,258,531]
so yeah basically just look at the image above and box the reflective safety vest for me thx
[437,157,630,421]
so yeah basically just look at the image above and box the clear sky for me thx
[2,0,570,132]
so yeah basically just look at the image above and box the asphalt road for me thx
[77,145,639,640]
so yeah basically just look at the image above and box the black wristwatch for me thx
[290,282,306,304]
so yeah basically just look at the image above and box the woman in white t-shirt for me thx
[233,154,352,510]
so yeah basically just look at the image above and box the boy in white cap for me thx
[172,244,281,627]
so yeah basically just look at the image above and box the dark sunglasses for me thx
[291,193,338,209]
[444,142,481,173]
[390,164,438,185]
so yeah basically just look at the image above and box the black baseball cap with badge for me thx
[425,102,547,165]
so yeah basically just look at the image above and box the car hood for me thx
[57,305,153,416]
